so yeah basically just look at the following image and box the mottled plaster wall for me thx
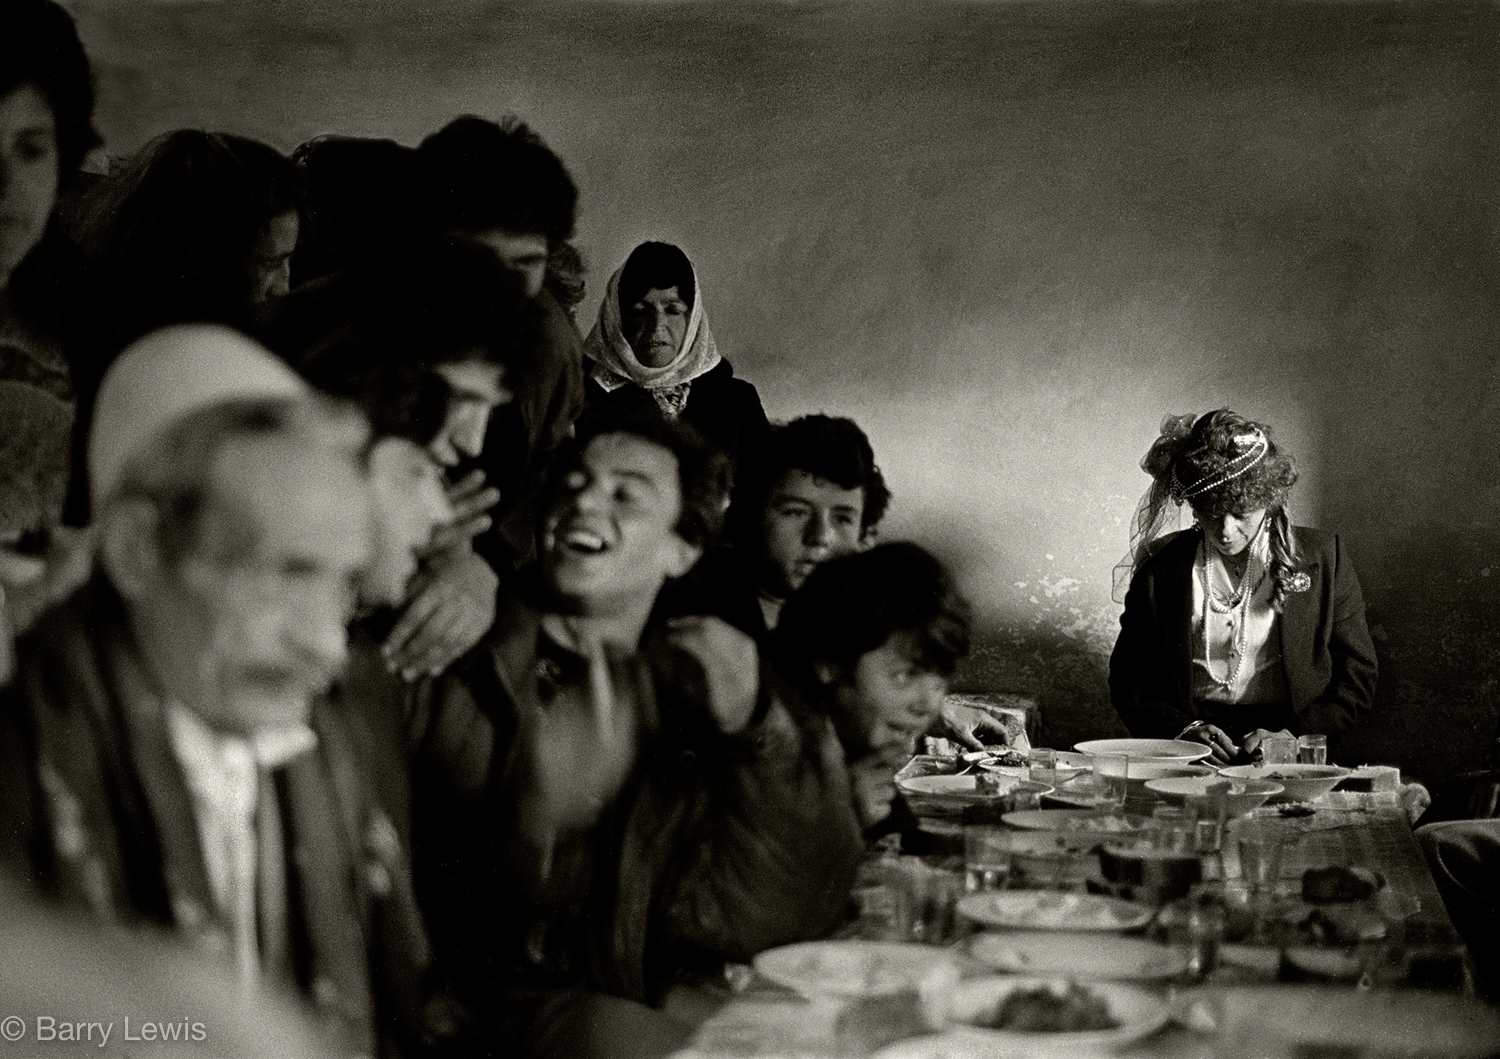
[71,0,1500,781]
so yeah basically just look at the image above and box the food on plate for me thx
[923,737,960,758]
[1302,865,1383,904]
[977,982,1119,1033]
[979,745,1029,769]
[1294,907,1387,946]
[1277,803,1317,818]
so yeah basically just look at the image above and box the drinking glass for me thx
[964,827,1014,893]
[1297,734,1328,765]
[1261,733,1298,765]
[1235,821,1286,893]
[884,858,963,944]
[1161,889,1226,984]
[1090,752,1129,810]
[1148,806,1197,854]
[1026,747,1059,787]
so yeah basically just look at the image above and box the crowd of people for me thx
[0,1,1496,1053]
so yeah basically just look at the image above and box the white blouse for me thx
[1189,533,1289,706]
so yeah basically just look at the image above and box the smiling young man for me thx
[404,409,862,1059]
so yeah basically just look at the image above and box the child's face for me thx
[834,633,948,755]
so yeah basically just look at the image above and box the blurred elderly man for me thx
[0,325,446,1058]
[406,410,863,1059]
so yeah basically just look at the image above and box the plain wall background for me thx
[70,0,1500,782]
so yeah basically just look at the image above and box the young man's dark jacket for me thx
[405,579,862,1008]
[0,577,446,1059]
[1110,526,1377,742]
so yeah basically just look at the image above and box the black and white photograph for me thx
[1,1,1499,1055]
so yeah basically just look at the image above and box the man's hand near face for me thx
[385,471,504,679]
[420,470,501,557]
[384,546,498,679]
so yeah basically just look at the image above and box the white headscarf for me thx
[583,257,721,401]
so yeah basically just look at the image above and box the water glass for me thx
[1261,733,1298,765]
[964,827,1014,892]
[1090,752,1129,810]
[1148,806,1197,854]
[1297,734,1328,765]
[1027,747,1059,786]
[1160,890,1226,983]
[1235,821,1286,893]
[884,857,963,944]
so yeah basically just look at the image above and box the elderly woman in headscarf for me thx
[1109,408,1378,765]
[580,241,769,479]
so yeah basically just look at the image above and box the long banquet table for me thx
[666,790,1487,1058]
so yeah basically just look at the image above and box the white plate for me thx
[752,940,957,999]
[970,932,1188,981]
[957,890,1154,932]
[897,775,1054,816]
[942,976,1170,1052]
[1074,738,1213,762]
[1001,809,1143,834]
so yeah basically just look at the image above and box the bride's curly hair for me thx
[1165,410,1301,610]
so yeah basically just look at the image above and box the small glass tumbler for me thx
[1161,890,1226,983]
[1090,753,1129,810]
[964,827,1014,893]
[1235,821,1286,894]
[1149,806,1198,854]
[1297,734,1328,765]
[1261,733,1298,765]
[1027,747,1059,787]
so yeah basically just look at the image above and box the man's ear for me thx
[812,660,843,687]
[858,523,880,549]
[98,500,165,601]
[663,534,702,581]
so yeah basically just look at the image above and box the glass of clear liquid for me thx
[1297,734,1328,765]
[964,827,1014,892]
[1090,752,1129,810]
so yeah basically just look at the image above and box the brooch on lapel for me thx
[1279,570,1313,594]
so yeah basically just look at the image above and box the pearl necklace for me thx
[1200,539,1262,691]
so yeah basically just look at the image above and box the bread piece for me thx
[1301,865,1382,904]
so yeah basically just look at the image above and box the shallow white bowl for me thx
[1218,763,1350,803]
[1144,775,1284,816]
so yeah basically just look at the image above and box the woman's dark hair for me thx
[260,235,541,443]
[557,407,733,551]
[1173,408,1301,609]
[774,541,972,692]
[81,130,304,351]
[741,414,891,538]
[0,0,100,185]
[401,115,577,247]
[618,241,695,311]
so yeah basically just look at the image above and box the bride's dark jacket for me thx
[1110,526,1377,741]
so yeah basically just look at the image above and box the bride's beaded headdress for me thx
[1112,410,1289,603]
